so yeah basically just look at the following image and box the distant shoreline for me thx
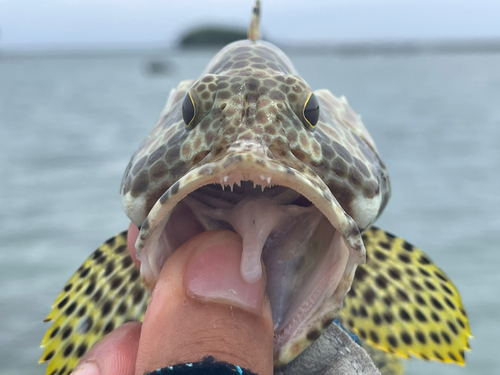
[2,39,500,59]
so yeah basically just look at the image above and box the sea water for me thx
[1,49,499,374]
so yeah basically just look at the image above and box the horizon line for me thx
[2,37,500,59]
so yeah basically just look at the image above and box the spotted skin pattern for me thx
[40,229,471,375]
[41,233,149,375]
[41,5,470,374]
[121,40,389,235]
[340,227,471,370]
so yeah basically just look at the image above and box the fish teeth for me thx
[266,176,271,184]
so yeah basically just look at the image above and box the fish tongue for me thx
[230,198,286,284]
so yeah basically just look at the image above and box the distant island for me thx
[179,26,248,48]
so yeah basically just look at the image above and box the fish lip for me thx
[135,148,365,361]
[137,154,365,264]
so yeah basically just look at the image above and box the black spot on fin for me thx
[40,231,149,375]
[340,226,471,366]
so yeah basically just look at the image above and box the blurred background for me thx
[1,0,499,374]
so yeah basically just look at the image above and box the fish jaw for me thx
[133,140,365,365]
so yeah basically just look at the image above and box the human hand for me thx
[71,225,274,375]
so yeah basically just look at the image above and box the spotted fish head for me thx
[120,38,390,366]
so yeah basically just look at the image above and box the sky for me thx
[0,0,499,49]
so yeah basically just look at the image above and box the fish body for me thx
[41,2,470,374]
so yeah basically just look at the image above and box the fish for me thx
[40,1,471,374]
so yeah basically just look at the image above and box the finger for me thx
[71,322,142,375]
[135,229,274,375]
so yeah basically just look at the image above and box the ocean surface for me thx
[1,49,499,375]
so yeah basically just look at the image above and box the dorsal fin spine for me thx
[248,0,261,41]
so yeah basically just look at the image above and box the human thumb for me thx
[134,229,274,375]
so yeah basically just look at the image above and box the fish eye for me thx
[302,92,320,130]
[182,92,196,128]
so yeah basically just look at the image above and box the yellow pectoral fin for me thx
[40,231,149,375]
[340,227,471,365]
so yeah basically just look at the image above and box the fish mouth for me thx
[135,145,365,363]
